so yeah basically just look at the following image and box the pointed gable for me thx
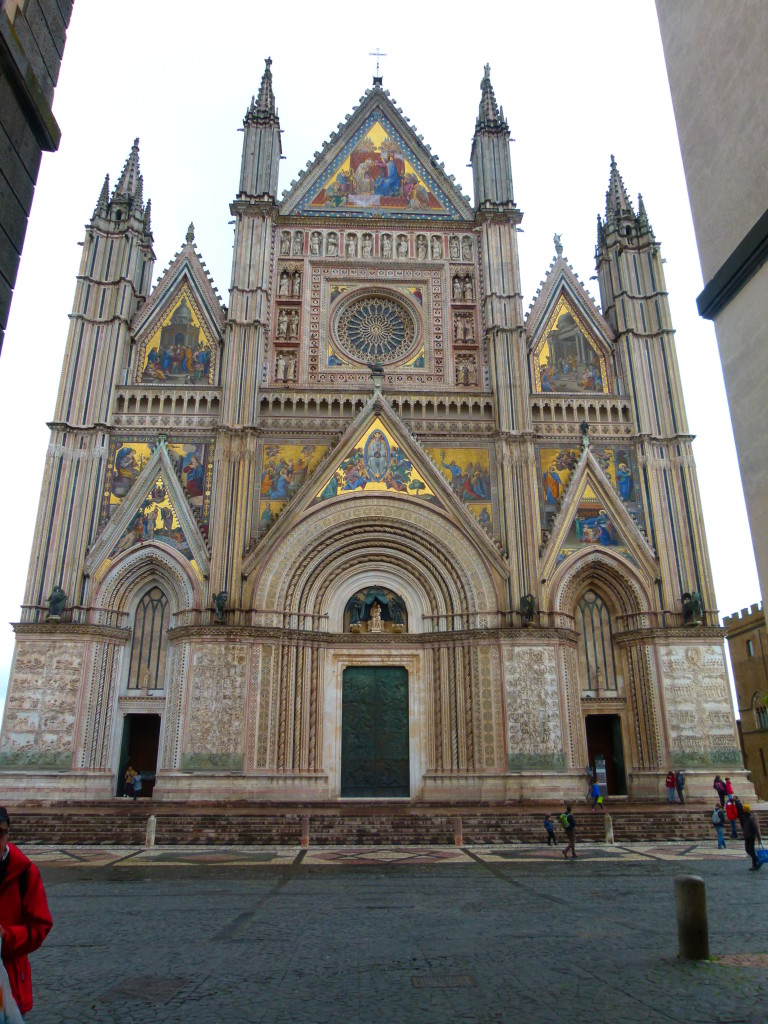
[539,447,656,582]
[526,254,616,395]
[281,87,473,220]
[131,226,225,386]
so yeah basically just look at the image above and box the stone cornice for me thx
[12,623,131,643]
[168,625,580,645]
[614,626,726,646]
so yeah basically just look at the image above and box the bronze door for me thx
[341,666,410,798]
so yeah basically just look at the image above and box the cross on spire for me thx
[369,47,387,84]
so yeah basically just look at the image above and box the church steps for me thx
[8,803,762,847]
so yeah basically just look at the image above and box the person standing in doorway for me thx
[742,804,763,871]
[132,772,143,801]
[675,769,685,805]
[561,806,577,859]
[124,765,137,798]
[665,770,677,802]
[0,807,53,1017]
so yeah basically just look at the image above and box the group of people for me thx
[544,807,578,858]
[664,769,686,803]
[711,774,763,869]
[123,764,143,800]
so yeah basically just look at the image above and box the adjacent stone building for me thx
[0,63,752,804]
[724,604,768,800]
[0,0,73,354]
[655,1,768,605]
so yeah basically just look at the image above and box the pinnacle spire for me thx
[637,192,653,235]
[93,174,110,218]
[605,155,634,221]
[113,138,142,200]
[476,63,507,131]
[248,57,278,123]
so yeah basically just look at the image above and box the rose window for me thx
[334,294,418,365]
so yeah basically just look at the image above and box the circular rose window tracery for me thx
[334,293,418,365]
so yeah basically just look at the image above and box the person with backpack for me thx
[561,806,577,858]
[711,803,726,849]
[675,769,685,804]
[0,806,53,1016]
[713,775,727,808]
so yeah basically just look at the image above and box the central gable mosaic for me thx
[136,287,217,386]
[295,115,462,219]
[532,294,609,394]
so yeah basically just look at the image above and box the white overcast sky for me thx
[0,0,760,707]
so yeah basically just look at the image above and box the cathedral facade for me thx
[0,63,751,803]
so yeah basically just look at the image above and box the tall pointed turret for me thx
[238,57,282,199]
[470,64,515,209]
[112,138,143,202]
[604,155,635,235]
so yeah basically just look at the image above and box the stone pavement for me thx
[22,841,768,1023]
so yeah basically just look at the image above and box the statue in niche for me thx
[431,237,443,259]
[452,276,462,301]
[292,232,303,256]
[416,236,427,259]
[362,235,373,258]
[382,235,392,258]
[213,591,228,622]
[449,236,460,260]
[46,585,67,619]
[464,317,475,341]
[288,310,299,340]
[292,271,301,297]
[345,235,357,257]
[396,236,408,257]
[327,234,338,256]
[463,276,474,301]
[349,598,362,625]
[280,232,291,256]
[309,232,322,256]
[278,270,290,296]
[275,351,286,382]
[369,601,382,632]
[520,593,536,625]
[276,308,288,339]
[682,591,703,625]
[462,237,472,261]
[288,355,297,381]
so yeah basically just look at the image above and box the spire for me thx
[93,174,110,218]
[476,63,508,131]
[596,213,605,248]
[143,198,152,234]
[113,138,142,200]
[605,155,634,222]
[249,57,278,124]
[637,193,654,236]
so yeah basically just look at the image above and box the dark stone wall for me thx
[0,0,73,353]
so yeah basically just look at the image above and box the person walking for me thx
[725,796,740,840]
[561,806,577,859]
[712,804,726,849]
[590,779,603,811]
[543,815,558,846]
[742,804,763,871]
[0,806,53,1017]
[724,777,734,798]
[665,770,677,803]
[713,775,727,808]
[675,769,685,805]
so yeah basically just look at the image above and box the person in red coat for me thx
[0,807,52,1016]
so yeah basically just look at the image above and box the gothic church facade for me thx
[0,63,750,803]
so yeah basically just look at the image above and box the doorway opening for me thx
[585,714,627,795]
[341,666,409,798]
[117,714,161,797]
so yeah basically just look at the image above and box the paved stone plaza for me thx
[24,842,768,1023]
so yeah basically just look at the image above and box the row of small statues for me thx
[279,229,474,262]
[276,307,300,339]
[278,270,301,298]
[274,351,297,383]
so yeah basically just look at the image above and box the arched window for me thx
[577,589,617,690]
[754,695,768,732]
[127,586,170,690]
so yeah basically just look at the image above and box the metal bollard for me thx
[604,812,615,845]
[145,814,156,848]
[454,815,463,846]
[301,815,310,848]
[674,875,709,960]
